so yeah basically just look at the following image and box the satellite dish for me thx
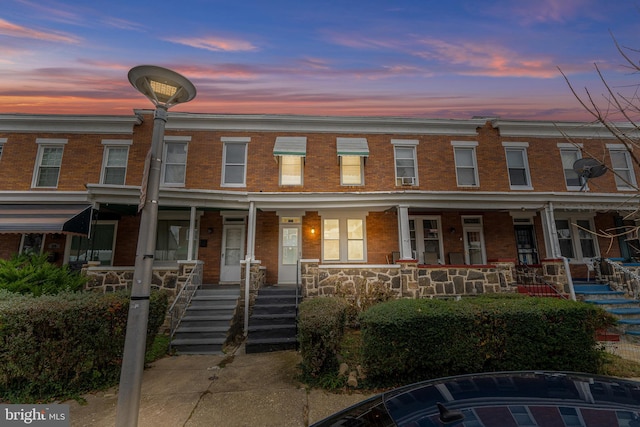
[572,158,607,191]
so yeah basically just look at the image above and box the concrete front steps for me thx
[170,285,241,354]
[573,280,640,341]
[245,285,299,354]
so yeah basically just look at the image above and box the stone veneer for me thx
[300,259,517,300]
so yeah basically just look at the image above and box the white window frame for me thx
[503,142,532,190]
[452,141,479,187]
[32,138,67,188]
[0,138,6,161]
[100,139,132,185]
[320,211,367,263]
[161,136,190,187]
[20,233,44,255]
[554,214,599,261]
[222,137,249,187]
[279,155,304,186]
[340,155,364,186]
[607,144,637,191]
[392,139,419,186]
[558,143,584,191]
[409,216,443,264]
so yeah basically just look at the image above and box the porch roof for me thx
[0,204,92,235]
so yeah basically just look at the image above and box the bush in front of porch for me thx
[359,296,617,387]
[0,253,87,296]
[0,290,168,403]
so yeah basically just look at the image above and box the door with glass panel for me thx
[463,217,486,265]
[220,224,245,283]
[409,217,443,264]
[278,218,301,284]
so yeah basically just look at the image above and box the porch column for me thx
[187,206,197,261]
[246,201,256,260]
[542,202,561,258]
[397,205,414,260]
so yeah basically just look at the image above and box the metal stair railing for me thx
[514,263,568,299]
[596,257,640,300]
[169,262,203,340]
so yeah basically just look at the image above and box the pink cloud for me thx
[509,0,595,25]
[0,18,79,43]
[165,36,257,52]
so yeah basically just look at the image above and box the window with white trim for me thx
[162,142,187,186]
[222,137,249,187]
[280,155,303,185]
[608,145,637,190]
[0,138,6,161]
[274,136,306,186]
[32,138,67,188]
[322,214,366,262]
[452,141,479,187]
[559,145,583,190]
[503,142,532,189]
[337,138,368,186]
[555,216,598,260]
[393,139,418,186]
[101,140,131,185]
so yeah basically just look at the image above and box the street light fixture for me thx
[116,65,196,427]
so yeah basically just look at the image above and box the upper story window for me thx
[222,137,249,187]
[337,138,369,186]
[452,141,479,187]
[162,136,190,187]
[503,142,532,189]
[321,212,366,262]
[100,139,132,185]
[0,138,6,161]
[32,138,67,188]
[392,139,419,186]
[558,143,583,190]
[608,144,637,190]
[273,136,306,186]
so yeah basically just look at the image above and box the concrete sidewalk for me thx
[66,346,374,427]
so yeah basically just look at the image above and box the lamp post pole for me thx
[116,66,196,427]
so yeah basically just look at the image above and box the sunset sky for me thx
[1,0,638,120]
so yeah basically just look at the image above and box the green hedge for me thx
[360,296,616,387]
[0,290,168,402]
[298,297,349,378]
[0,253,87,296]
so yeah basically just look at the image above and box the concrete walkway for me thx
[66,346,374,427]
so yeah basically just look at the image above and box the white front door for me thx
[463,226,486,265]
[220,224,244,283]
[278,224,301,284]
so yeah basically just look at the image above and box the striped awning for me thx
[273,136,307,156]
[0,204,92,235]
[337,138,369,156]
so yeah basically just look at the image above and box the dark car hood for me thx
[312,371,640,427]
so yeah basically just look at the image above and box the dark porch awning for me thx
[0,204,92,235]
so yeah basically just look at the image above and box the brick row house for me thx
[0,111,638,297]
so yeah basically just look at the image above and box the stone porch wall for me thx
[300,259,517,301]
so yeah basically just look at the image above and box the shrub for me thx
[360,296,616,387]
[0,253,87,296]
[0,290,168,403]
[298,297,349,378]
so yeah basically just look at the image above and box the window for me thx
[393,140,419,186]
[452,141,479,187]
[274,136,306,185]
[20,233,44,254]
[559,145,583,190]
[33,139,67,188]
[409,217,443,263]
[280,155,303,185]
[162,141,188,186]
[608,145,636,190]
[322,214,366,262]
[0,138,6,161]
[155,220,191,261]
[555,217,597,260]
[67,222,117,265]
[222,137,249,186]
[503,142,531,189]
[101,140,131,185]
[337,138,369,186]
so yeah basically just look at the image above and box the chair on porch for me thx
[424,251,439,265]
[448,252,464,265]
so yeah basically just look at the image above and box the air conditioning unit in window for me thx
[400,177,415,186]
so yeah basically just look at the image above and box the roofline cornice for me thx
[0,114,142,134]
[139,110,487,136]
[494,119,640,139]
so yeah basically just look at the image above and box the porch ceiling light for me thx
[128,65,197,108]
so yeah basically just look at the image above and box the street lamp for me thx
[116,65,196,427]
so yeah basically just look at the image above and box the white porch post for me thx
[397,205,414,260]
[187,206,196,261]
[246,201,256,261]
[542,202,561,258]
